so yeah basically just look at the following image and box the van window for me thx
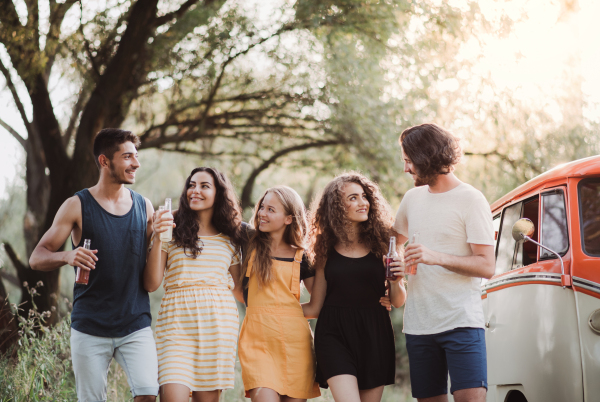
[496,202,522,275]
[514,198,540,268]
[578,179,600,256]
[493,214,501,253]
[540,190,569,259]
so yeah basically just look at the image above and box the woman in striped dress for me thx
[144,167,244,402]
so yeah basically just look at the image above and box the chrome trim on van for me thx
[483,273,562,292]
[573,276,600,295]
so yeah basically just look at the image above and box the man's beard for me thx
[108,163,134,185]
[410,170,438,187]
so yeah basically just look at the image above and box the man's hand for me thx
[404,242,496,279]
[66,247,98,272]
[404,243,440,267]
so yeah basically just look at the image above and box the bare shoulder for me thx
[144,197,155,220]
[57,196,82,221]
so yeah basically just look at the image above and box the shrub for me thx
[0,283,76,401]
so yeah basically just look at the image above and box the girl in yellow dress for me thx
[144,167,244,402]
[238,185,321,402]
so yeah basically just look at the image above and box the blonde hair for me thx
[241,186,308,287]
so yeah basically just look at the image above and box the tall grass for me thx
[0,283,76,401]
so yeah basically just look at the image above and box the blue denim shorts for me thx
[405,327,487,399]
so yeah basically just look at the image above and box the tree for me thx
[0,0,480,351]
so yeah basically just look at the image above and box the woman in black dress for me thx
[303,172,406,402]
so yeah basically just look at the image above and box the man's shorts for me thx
[405,327,487,399]
[71,327,159,402]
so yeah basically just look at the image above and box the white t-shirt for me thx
[394,182,494,335]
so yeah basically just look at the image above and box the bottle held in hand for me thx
[75,239,91,285]
[385,236,399,280]
[406,232,420,275]
[160,198,173,243]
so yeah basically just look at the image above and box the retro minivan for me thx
[481,155,600,402]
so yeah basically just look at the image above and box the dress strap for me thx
[246,250,256,278]
[290,248,303,301]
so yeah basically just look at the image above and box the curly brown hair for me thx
[399,123,461,183]
[308,172,395,268]
[241,186,308,287]
[173,167,243,258]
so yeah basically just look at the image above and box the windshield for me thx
[579,179,600,256]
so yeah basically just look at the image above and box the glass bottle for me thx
[160,198,173,242]
[75,239,91,285]
[385,236,398,280]
[406,232,420,275]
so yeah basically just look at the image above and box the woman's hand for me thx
[152,209,175,234]
[379,295,392,311]
[388,255,405,283]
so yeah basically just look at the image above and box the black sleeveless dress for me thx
[314,249,396,389]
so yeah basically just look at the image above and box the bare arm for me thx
[144,197,155,250]
[229,264,244,304]
[29,196,98,272]
[301,263,326,319]
[303,276,314,295]
[143,209,172,292]
[404,242,495,279]
[392,230,408,246]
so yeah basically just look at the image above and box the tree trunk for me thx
[0,277,18,356]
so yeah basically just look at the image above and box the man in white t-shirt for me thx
[392,123,495,402]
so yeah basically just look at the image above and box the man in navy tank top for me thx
[391,123,496,402]
[30,129,160,402]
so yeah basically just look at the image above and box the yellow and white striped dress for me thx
[155,234,240,391]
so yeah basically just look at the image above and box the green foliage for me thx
[0,284,76,401]
[0,162,26,305]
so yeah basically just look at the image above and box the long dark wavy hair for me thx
[173,167,243,258]
[308,172,394,268]
[241,186,308,287]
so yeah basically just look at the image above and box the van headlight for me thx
[589,309,600,335]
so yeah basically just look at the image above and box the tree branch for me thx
[79,4,102,79]
[0,117,27,150]
[45,0,79,77]
[240,139,343,208]
[0,59,34,138]
[63,88,88,148]
[0,270,20,288]
[3,243,27,273]
[153,0,203,27]
[464,150,543,175]
[198,22,298,125]
[156,146,258,159]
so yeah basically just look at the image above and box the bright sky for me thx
[0,0,599,196]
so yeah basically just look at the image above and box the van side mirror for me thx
[511,218,571,288]
[512,218,535,241]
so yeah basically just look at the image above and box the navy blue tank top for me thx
[71,188,151,337]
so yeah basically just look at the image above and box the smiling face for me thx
[342,182,370,223]
[104,141,140,185]
[257,191,292,234]
[186,171,216,212]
